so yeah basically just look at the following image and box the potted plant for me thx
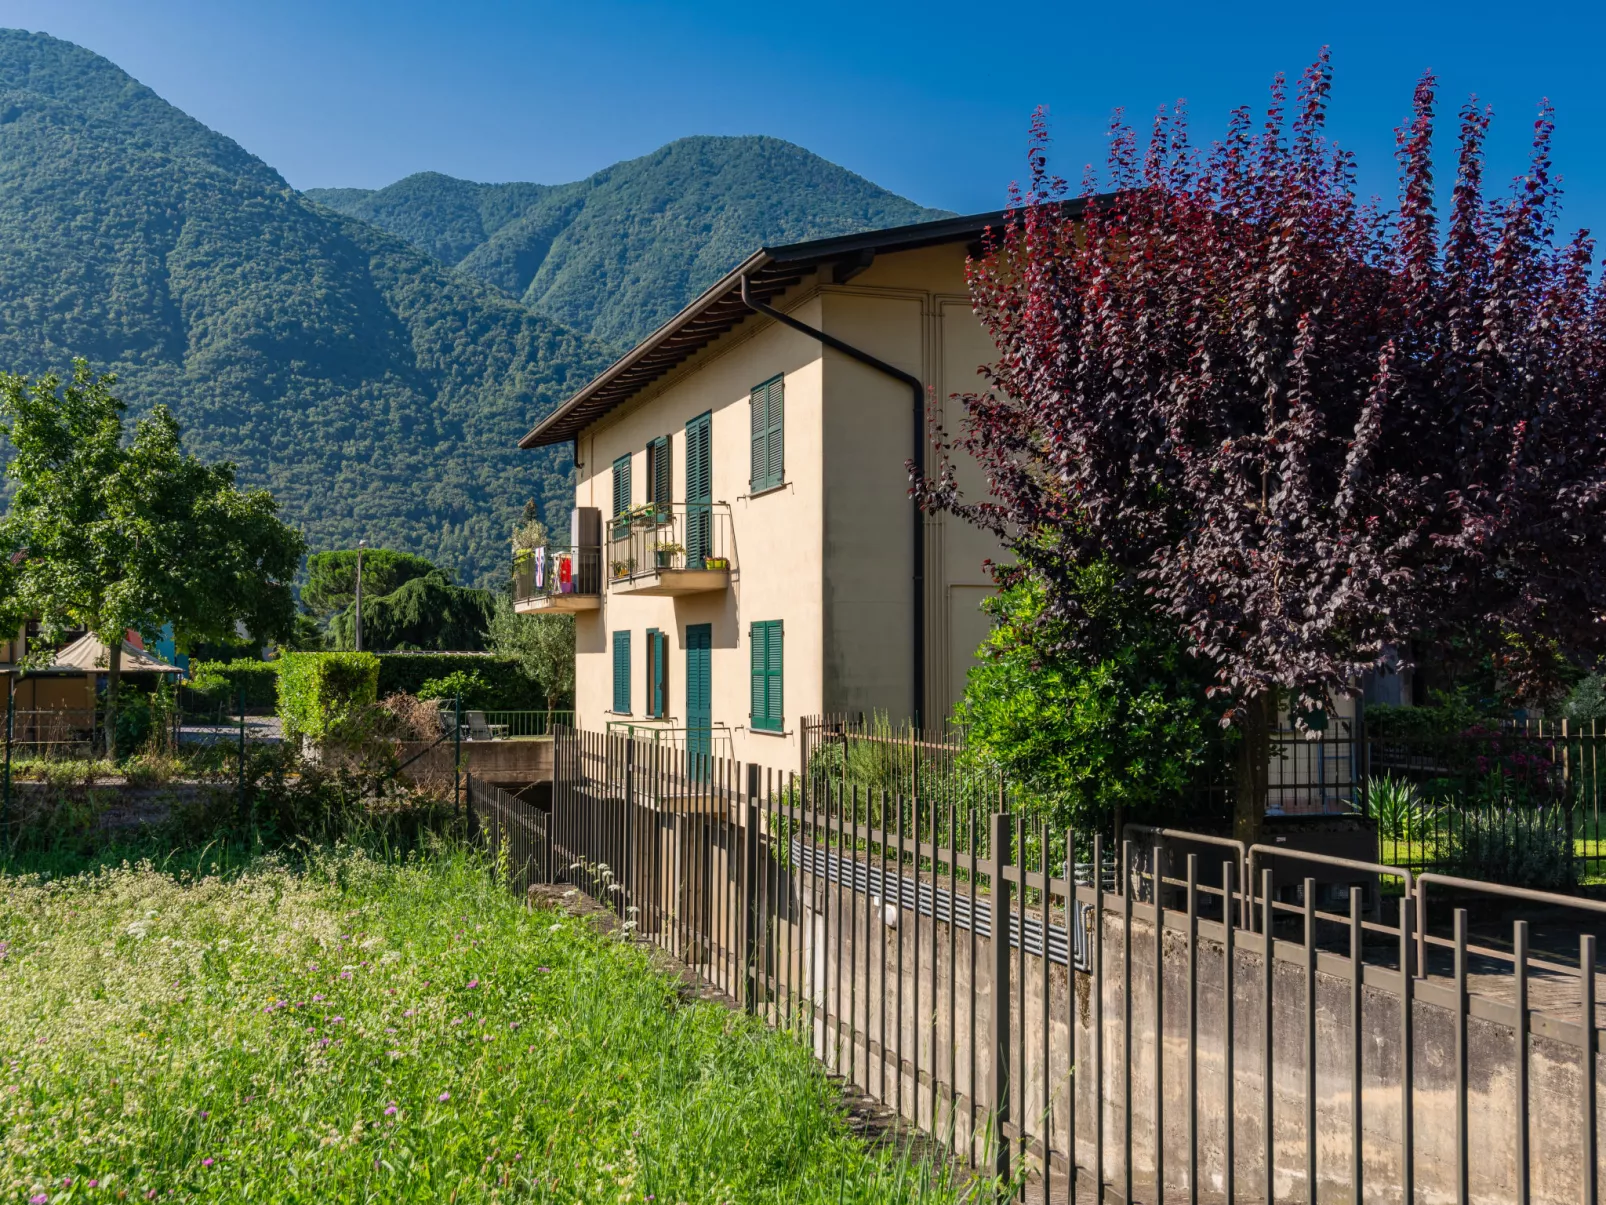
[653,541,684,568]
[704,556,730,571]
[611,558,636,579]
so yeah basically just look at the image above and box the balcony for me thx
[606,502,733,596]
[513,545,602,614]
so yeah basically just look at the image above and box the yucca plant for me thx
[1369,774,1422,840]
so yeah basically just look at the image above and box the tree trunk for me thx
[1233,692,1273,848]
[104,634,122,760]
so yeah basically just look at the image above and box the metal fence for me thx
[466,774,549,891]
[537,725,1603,1204]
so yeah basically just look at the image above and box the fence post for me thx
[990,810,1012,1193]
[2,673,12,855]
[236,685,246,823]
[744,762,761,1014]
[453,692,462,815]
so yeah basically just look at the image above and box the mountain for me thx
[0,29,610,586]
[0,30,950,589]
[306,137,952,346]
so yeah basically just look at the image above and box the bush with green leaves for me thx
[954,564,1219,832]
[1445,802,1573,890]
[374,653,546,709]
[416,669,493,709]
[183,659,280,710]
[275,652,380,743]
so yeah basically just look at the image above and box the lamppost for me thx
[354,539,366,653]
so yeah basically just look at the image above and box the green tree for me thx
[0,363,305,751]
[488,595,575,710]
[303,549,438,620]
[956,564,1218,831]
[328,572,494,652]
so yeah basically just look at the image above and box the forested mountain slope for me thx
[0,29,610,586]
[307,136,952,346]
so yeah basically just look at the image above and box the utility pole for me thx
[354,539,366,653]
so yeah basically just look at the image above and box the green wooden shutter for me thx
[612,455,632,518]
[649,436,672,513]
[749,620,783,731]
[749,623,766,730]
[685,412,712,565]
[612,630,632,714]
[749,376,784,492]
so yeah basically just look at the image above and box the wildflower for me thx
[438,1091,451,1102]
[536,966,551,973]
[509,1021,520,1030]
[30,1194,47,1203]
[384,1104,398,1116]
[88,1182,99,1189]
[403,1009,416,1017]
[466,979,479,989]
[312,994,325,1002]
[201,1159,213,1168]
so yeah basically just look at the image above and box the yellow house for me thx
[515,211,1036,774]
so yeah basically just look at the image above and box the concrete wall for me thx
[795,868,1603,1204]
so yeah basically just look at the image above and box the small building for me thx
[514,211,1017,774]
[0,626,183,750]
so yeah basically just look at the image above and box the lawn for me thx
[0,844,962,1204]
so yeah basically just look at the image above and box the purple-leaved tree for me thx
[922,53,1606,841]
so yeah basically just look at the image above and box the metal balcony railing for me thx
[513,545,602,605]
[606,502,733,584]
[604,720,735,762]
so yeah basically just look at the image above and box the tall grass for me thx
[0,842,966,1203]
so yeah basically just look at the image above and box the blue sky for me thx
[3,0,1605,243]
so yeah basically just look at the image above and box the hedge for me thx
[374,653,544,709]
[277,652,381,742]
[183,659,281,710]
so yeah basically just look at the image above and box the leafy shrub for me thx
[416,669,492,709]
[112,680,179,759]
[182,658,280,710]
[276,652,380,743]
[954,566,1218,831]
[374,653,545,709]
[1445,805,1573,890]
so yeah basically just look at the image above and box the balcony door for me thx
[685,411,712,569]
[685,622,711,775]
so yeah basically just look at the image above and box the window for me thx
[644,628,668,719]
[611,454,632,520]
[611,630,632,714]
[749,619,783,732]
[646,436,672,519]
[749,375,784,493]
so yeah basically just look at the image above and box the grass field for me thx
[0,844,964,1204]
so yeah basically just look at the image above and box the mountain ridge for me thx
[306,136,953,345]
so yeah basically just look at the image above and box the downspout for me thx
[739,274,926,724]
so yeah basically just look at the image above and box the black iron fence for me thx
[466,774,548,891]
[533,725,1603,1204]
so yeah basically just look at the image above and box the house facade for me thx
[515,213,1020,775]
